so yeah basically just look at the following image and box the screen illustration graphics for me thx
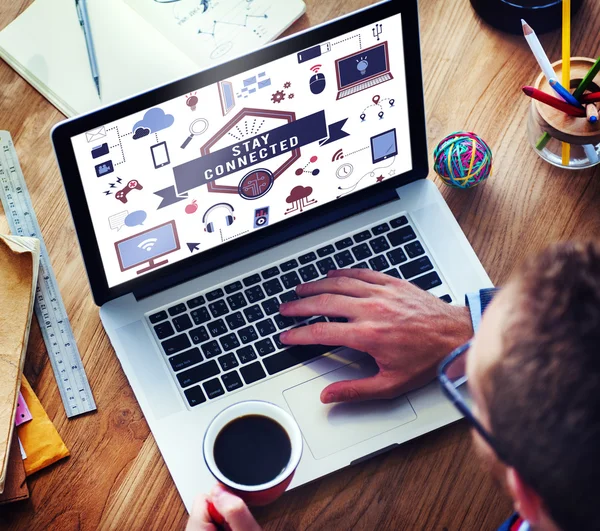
[71,13,412,288]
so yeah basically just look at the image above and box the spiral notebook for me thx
[0,0,305,117]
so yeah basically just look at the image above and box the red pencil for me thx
[580,91,600,104]
[522,86,586,117]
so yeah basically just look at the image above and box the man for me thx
[187,241,600,531]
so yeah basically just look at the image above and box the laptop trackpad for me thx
[283,356,417,460]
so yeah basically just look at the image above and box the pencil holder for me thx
[527,57,600,169]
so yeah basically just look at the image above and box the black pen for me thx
[75,0,101,98]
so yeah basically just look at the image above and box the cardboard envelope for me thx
[85,126,106,143]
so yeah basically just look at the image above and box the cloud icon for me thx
[286,185,313,203]
[133,107,175,134]
[133,127,150,140]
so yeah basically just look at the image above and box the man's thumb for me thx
[320,374,401,404]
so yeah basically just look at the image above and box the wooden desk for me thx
[1,0,599,528]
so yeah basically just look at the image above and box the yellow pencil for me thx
[562,0,571,166]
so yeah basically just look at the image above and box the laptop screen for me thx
[70,12,412,289]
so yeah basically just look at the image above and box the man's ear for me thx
[505,467,543,525]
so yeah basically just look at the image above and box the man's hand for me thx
[186,485,262,531]
[279,269,473,404]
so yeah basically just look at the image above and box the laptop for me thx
[52,0,492,511]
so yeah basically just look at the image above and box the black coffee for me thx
[213,414,292,486]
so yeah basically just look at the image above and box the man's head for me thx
[467,241,600,531]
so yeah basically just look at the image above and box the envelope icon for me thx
[85,126,106,143]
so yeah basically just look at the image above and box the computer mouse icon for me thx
[309,73,326,95]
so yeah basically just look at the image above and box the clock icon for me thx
[335,163,354,180]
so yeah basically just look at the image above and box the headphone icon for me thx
[202,203,235,233]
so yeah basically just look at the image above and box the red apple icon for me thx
[185,200,198,214]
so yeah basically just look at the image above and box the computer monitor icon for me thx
[114,220,180,275]
[335,42,393,100]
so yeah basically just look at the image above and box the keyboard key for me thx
[240,362,267,384]
[244,305,264,322]
[370,236,390,254]
[154,321,174,340]
[298,252,317,265]
[243,274,261,287]
[263,344,333,375]
[209,299,228,318]
[255,338,276,357]
[206,288,224,302]
[351,262,369,269]
[256,318,277,337]
[186,296,205,309]
[372,222,390,235]
[317,257,337,275]
[281,271,301,289]
[261,266,280,279]
[218,352,239,371]
[168,303,186,317]
[162,334,191,356]
[280,291,299,303]
[440,294,453,303]
[191,307,211,325]
[149,310,168,324]
[308,316,328,325]
[227,292,247,310]
[334,250,355,268]
[184,386,206,407]
[219,333,240,352]
[224,281,243,294]
[226,312,246,330]
[353,230,371,243]
[273,333,285,350]
[189,326,210,345]
[369,255,390,272]
[384,268,402,279]
[203,378,225,399]
[169,347,203,372]
[405,240,425,259]
[238,325,258,344]
[236,345,258,364]
[400,257,434,279]
[280,259,298,272]
[274,313,295,330]
[335,237,354,250]
[390,215,408,228]
[352,243,373,261]
[173,314,193,333]
[177,360,220,387]
[201,340,222,359]
[317,245,335,257]
[262,298,280,316]
[245,285,266,303]
[387,248,408,265]
[222,371,243,392]
[208,319,228,338]
[299,264,319,282]
[388,226,417,247]
[411,272,442,291]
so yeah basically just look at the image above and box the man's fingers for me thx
[295,275,383,299]
[327,268,394,286]
[320,373,405,404]
[186,494,216,531]
[281,322,362,349]
[280,293,359,319]
[210,485,262,531]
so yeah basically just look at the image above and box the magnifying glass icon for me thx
[181,118,209,149]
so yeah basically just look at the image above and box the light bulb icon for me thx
[186,92,198,111]
[356,56,369,76]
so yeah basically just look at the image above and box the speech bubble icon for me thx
[125,210,147,228]
[109,210,129,231]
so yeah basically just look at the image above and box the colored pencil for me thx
[522,86,586,116]
[521,20,556,83]
[586,104,599,123]
[561,0,571,165]
[583,144,599,164]
[549,79,582,108]
[573,57,600,100]
[580,91,600,104]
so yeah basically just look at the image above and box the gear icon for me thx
[271,90,286,104]
[283,81,291,89]
[288,93,295,99]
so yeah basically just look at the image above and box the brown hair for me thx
[486,241,600,531]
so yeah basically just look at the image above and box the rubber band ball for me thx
[433,132,493,189]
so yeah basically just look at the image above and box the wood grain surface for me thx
[1,0,599,529]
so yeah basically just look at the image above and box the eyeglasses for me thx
[437,341,508,463]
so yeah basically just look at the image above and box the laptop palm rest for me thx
[283,354,417,460]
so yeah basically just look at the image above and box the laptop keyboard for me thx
[338,73,393,100]
[147,213,452,409]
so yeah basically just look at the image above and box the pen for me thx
[75,0,101,98]
[522,86,586,117]
[549,79,582,108]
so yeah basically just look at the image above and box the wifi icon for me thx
[138,238,158,252]
[332,149,344,162]
[310,64,322,73]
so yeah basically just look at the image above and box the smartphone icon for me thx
[151,141,170,169]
